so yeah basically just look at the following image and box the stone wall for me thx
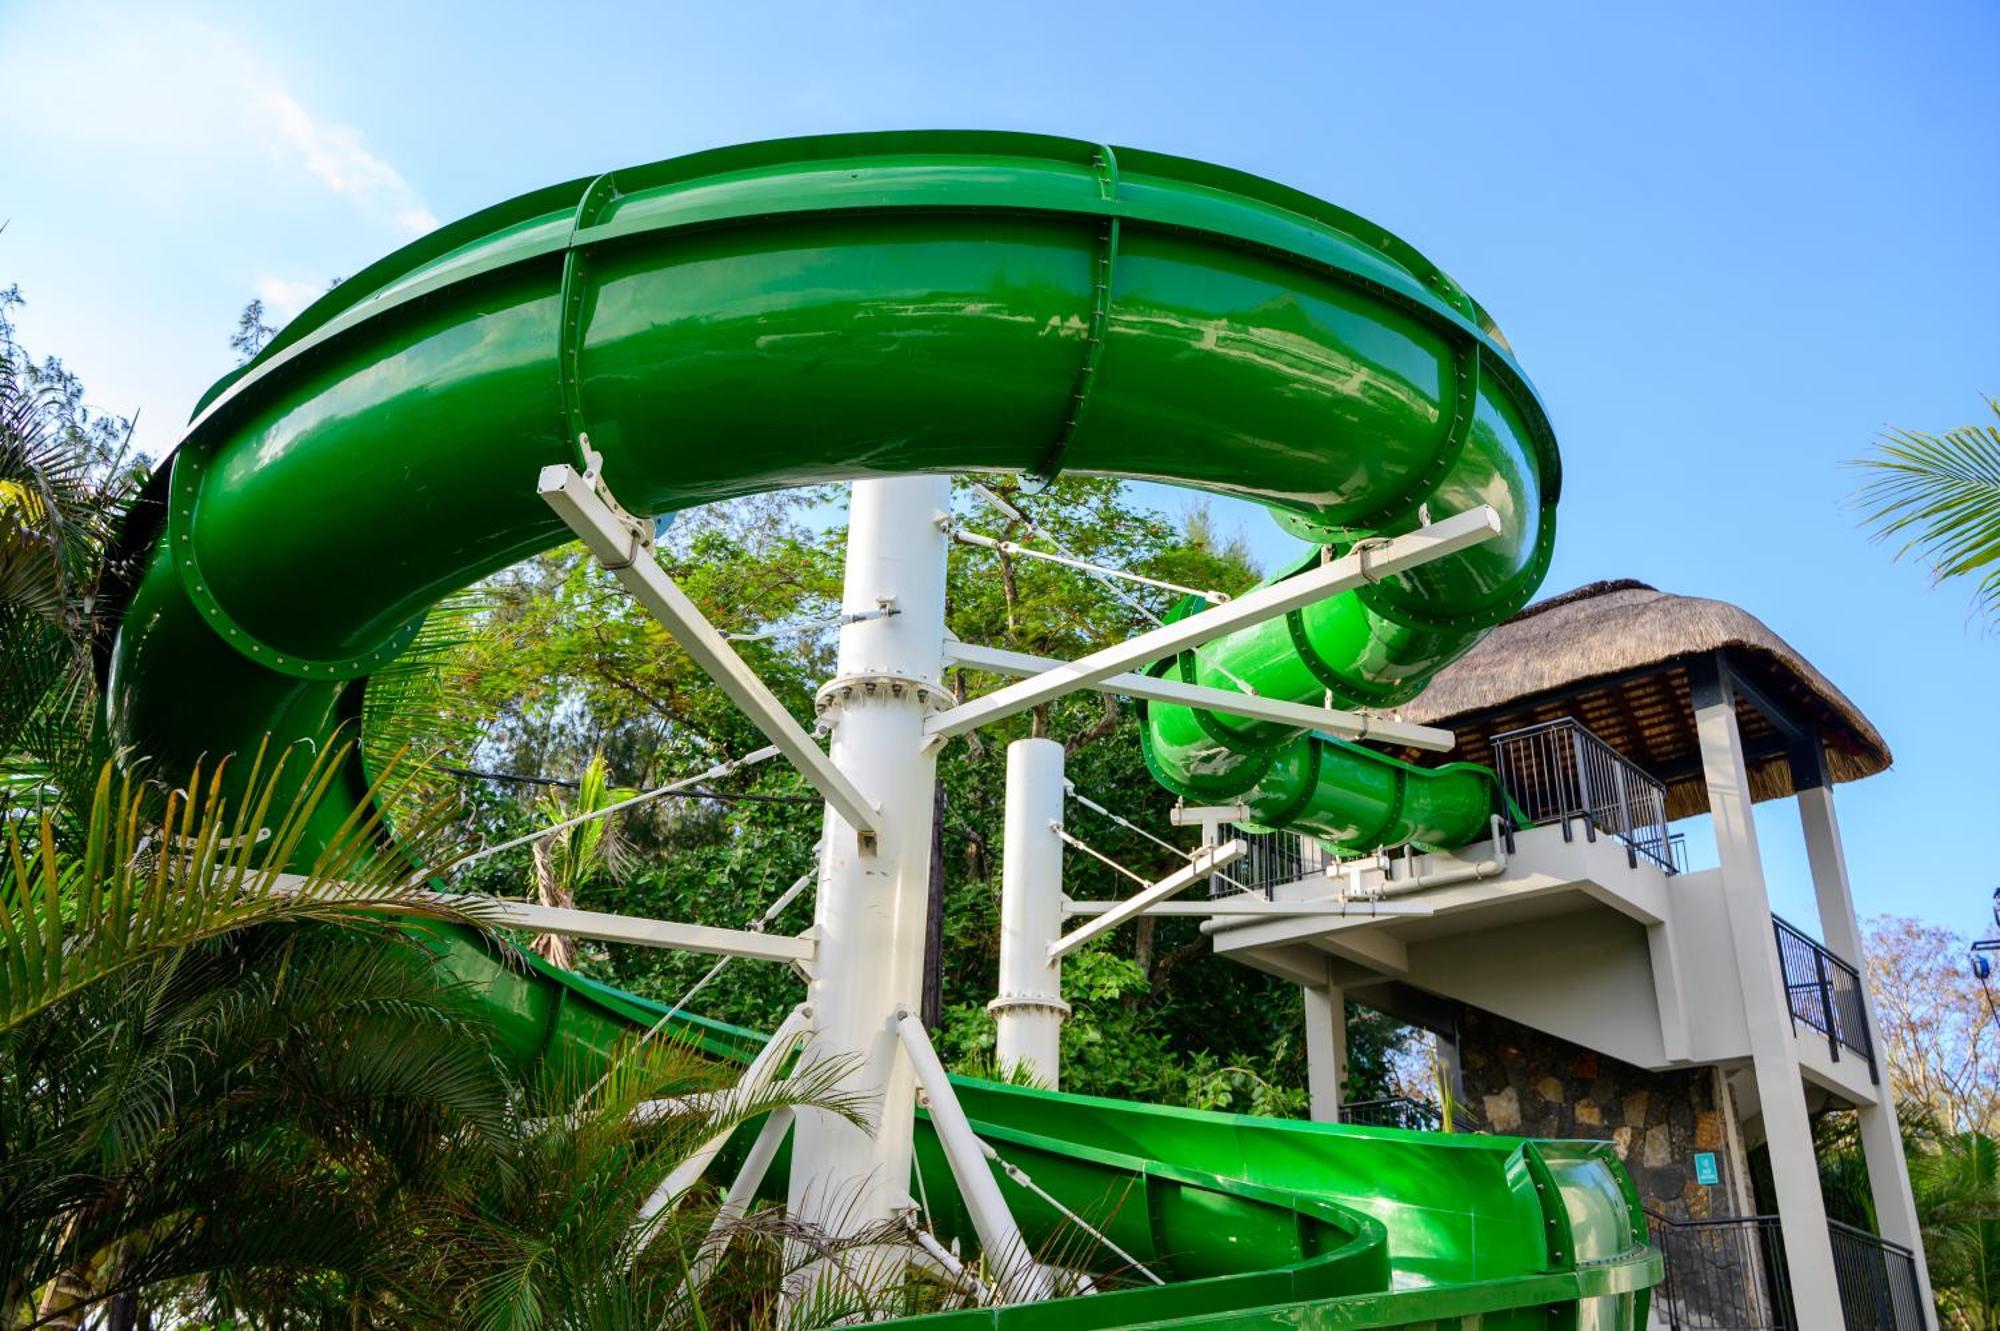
[1452,1004,1751,1221]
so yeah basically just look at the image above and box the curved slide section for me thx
[101,133,1650,1326]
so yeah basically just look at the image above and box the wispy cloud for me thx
[255,275,331,322]
[252,82,438,238]
[5,4,437,241]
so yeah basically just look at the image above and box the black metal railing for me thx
[1336,1096,1442,1131]
[1828,1219,1927,1331]
[1772,916,1877,1080]
[1649,1211,1792,1329]
[1489,718,1679,874]
[1648,1211,1927,1330]
[1207,825,1333,899]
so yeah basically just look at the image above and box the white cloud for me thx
[255,275,329,322]
[252,82,438,238]
[3,4,437,240]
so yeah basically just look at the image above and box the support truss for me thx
[1046,840,1247,960]
[540,463,882,845]
[943,639,1454,751]
[926,505,1502,740]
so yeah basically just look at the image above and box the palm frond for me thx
[1850,397,2000,620]
[0,737,494,1033]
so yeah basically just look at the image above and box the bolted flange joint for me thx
[986,991,1072,1019]
[813,672,954,719]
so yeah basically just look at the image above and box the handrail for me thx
[1488,718,1678,874]
[1646,1210,1925,1330]
[1772,915,1878,1081]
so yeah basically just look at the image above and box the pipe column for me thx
[989,737,1070,1087]
[786,476,952,1264]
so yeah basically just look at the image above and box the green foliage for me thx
[1818,1112,2000,1330]
[0,286,145,831]
[434,474,1405,1118]
[1850,397,2000,621]
[1,749,886,1330]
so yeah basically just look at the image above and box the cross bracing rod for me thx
[1061,897,1431,918]
[271,873,813,964]
[1046,840,1247,961]
[949,526,1230,603]
[943,639,1454,752]
[539,463,882,843]
[927,506,1503,740]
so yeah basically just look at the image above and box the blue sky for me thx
[4,1,1997,939]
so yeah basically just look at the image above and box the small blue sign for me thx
[1694,1152,1720,1186]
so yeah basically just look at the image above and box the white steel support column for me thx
[989,738,1070,1087]
[1798,778,1936,1317]
[1303,962,1347,1124]
[786,476,952,1255]
[1692,659,1843,1326]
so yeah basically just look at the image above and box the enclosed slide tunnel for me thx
[102,132,1656,1326]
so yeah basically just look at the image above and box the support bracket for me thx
[927,505,1502,740]
[1047,840,1247,960]
[943,639,1454,751]
[539,464,883,847]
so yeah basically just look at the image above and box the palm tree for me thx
[2,739,890,1329]
[529,752,634,968]
[1851,398,2000,621]
[0,310,142,832]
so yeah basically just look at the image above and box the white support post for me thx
[785,475,954,1283]
[1046,841,1247,961]
[1692,661,1844,1326]
[894,1010,1053,1304]
[989,738,1070,1088]
[684,1107,795,1289]
[926,506,1502,740]
[1798,780,1937,1317]
[636,1005,812,1228]
[1061,899,1431,918]
[271,873,813,964]
[539,464,882,844]
[942,640,1455,752]
[1302,962,1347,1124]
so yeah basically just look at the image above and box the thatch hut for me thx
[1400,580,1891,821]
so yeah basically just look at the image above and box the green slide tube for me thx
[100,132,1652,1326]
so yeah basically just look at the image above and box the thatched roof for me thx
[1401,580,1891,821]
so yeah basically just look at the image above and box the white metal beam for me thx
[1047,841,1246,961]
[273,872,813,964]
[926,506,1501,739]
[1061,897,1431,918]
[943,640,1455,752]
[539,464,881,843]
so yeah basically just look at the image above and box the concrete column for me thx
[787,476,951,1274]
[989,737,1069,1087]
[1798,780,1937,1318]
[1303,968,1347,1123]
[1691,659,1844,1326]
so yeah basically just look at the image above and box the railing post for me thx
[1812,943,1840,1064]
[1570,724,1596,842]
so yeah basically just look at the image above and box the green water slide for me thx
[101,132,1655,1325]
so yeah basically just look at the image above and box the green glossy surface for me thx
[102,131,1646,1326]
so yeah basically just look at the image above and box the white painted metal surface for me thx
[894,1010,1053,1304]
[636,1005,812,1226]
[270,873,813,963]
[539,463,881,841]
[989,738,1070,1087]
[785,476,954,1266]
[1046,841,1247,961]
[942,639,1455,751]
[926,505,1502,739]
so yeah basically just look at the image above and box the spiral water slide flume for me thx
[103,132,1656,1326]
